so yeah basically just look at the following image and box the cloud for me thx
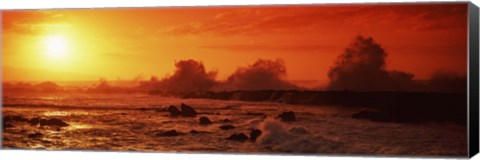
[2,10,69,34]
[156,4,466,37]
[327,35,418,91]
[217,59,299,91]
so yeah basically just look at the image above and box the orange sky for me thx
[1,3,468,86]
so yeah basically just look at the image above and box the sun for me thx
[44,35,69,60]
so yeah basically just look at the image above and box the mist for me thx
[216,59,299,91]
[138,59,218,94]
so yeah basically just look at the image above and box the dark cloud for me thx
[327,35,418,91]
[217,59,299,91]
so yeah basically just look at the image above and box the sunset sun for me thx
[44,35,69,60]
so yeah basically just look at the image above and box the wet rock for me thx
[155,129,183,137]
[4,123,14,129]
[29,118,41,126]
[28,132,43,139]
[199,117,212,125]
[351,111,394,122]
[221,119,233,123]
[226,133,248,142]
[190,130,210,134]
[250,129,262,141]
[39,118,69,127]
[180,103,197,117]
[167,105,181,117]
[4,115,29,122]
[219,125,235,130]
[245,112,265,116]
[277,111,296,122]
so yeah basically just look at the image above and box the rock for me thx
[221,119,233,123]
[219,125,235,130]
[167,105,181,117]
[4,123,14,129]
[190,130,199,134]
[190,130,210,134]
[277,111,296,122]
[180,103,197,117]
[155,129,183,137]
[250,129,262,141]
[245,112,265,116]
[28,133,43,139]
[39,118,69,127]
[199,117,212,125]
[4,115,29,122]
[29,118,40,126]
[226,133,248,142]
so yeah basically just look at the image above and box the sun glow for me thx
[44,35,69,60]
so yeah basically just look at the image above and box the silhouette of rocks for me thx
[277,111,296,122]
[4,122,13,129]
[3,116,28,122]
[167,105,181,117]
[29,118,40,126]
[190,130,210,134]
[39,118,69,127]
[245,112,265,116]
[250,129,262,141]
[180,103,197,117]
[28,132,43,139]
[221,119,233,123]
[219,125,235,130]
[199,116,212,125]
[155,129,183,137]
[227,133,248,142]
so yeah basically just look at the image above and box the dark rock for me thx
[180,103,197,117]
[219,125,235,130]
[39,118,69,127]
[29,118,40,126]
[4,123,14,129]
[245,112,265,116]
[28,133,43,139]
[167,105,181,117]
[277,111,296,122]
[226,133,248,142]
[190,130,199,134]
[250,129,262,141]
[190,130,210,134]
[221,119,233,123]
[4,115,29,122]
[199,117,212,125]
[155,129,183,137]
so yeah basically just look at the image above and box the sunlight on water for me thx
[66,123,92,130]
[43,111,90,116]
[43,111,69,116]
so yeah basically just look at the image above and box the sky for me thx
[1,3,468,86]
